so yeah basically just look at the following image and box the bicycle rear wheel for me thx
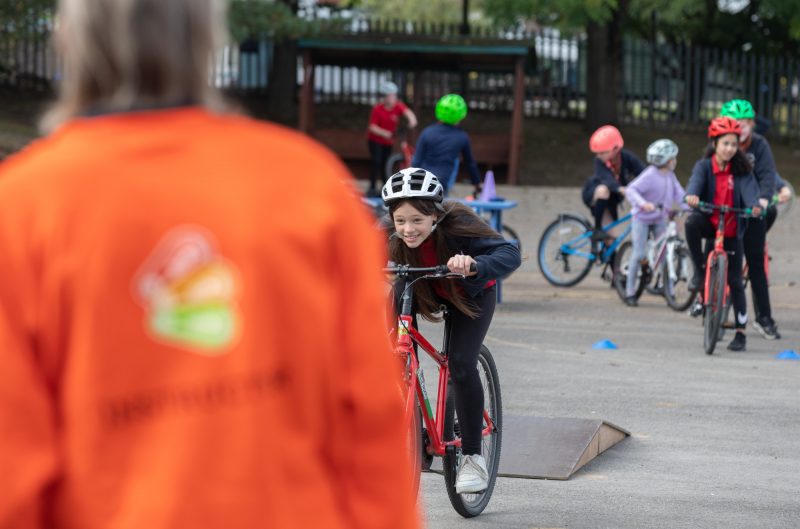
[385,152,408,180]
[663,241,697,312]
[442,345,502,518]
[703,254,727,355]
[613,241,649,302]
[537,214,594,287]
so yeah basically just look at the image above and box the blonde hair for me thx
[42,0,229,131]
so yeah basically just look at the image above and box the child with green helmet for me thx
[412,94,483,197]
[719,98,781,339]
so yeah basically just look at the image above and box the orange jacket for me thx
[0,108,419,529]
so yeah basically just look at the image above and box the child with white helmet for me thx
[382,167,520,494]
[621,139,687,306]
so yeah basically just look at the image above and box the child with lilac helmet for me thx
[646,139,679,168]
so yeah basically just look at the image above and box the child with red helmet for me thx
[581,125,646,239]
[684,117,762,351]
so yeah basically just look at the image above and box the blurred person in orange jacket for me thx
[0,1,420,528]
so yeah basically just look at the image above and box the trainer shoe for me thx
[754,316,781,340]
[455,454,489,494]
[624,295,638,307]
[727,332,747,352]
[689,299,704,318]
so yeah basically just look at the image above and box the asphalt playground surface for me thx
[411,184,800,529]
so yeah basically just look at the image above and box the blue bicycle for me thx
[537,212,632,287]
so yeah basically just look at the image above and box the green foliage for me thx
[227,0,347,41]
[348,0,475,23]
[479,0,800,54]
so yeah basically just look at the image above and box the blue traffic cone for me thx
[480,170,496,201]
[776,350,800,360]
[592,339,618,350]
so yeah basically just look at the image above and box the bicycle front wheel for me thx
[613,241,649,302]
[442,345,502,518]
[406,394,422,498]
[663,241,697,311]
[537,214,593,287]
[703,254,727,355]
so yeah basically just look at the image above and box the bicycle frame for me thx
[391,268,496,459]
[648,211,686,282]
[559,213,632,263]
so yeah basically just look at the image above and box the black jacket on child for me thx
[685,158,761,239]
[581,149,646,207]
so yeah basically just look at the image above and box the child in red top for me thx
[366,81,417,196]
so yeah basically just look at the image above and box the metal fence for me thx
[2,10,800,141]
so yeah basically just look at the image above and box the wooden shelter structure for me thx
[297,37,529,184]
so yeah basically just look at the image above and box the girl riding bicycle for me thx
[381,167,520,494]
[622,139,687,306]
[685,117,762,352]
[582,125,646,240]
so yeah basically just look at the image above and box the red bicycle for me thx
[385,263,501,518]
[694,202,759,355]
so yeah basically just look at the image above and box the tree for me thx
[480,0,800,129]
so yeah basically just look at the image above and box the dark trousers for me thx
[742,217,771,320]
[685,212,747,329]
[445,286,496,456]
[368,140,392,191]
[589,193,621,230]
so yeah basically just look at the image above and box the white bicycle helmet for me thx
[646,139,679,167]
[382,167,444,205]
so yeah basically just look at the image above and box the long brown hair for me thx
[42,0,228,131]
[388,199,501,321]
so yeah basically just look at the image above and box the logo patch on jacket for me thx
[134,226,241,355]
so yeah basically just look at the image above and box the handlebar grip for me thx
[470,262,478,274]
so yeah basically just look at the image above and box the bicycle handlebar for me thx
[384,263,478,277]
[695,201,765,217]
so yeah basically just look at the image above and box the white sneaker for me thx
[455,454,489,494]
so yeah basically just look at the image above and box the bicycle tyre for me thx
[442,345,502,518]
[703,254,727,355]
[537,214,594,287]
[385,152,408,180]
[613,241,649,302]
[663,242,697,312]
[501,224,522,254]
[407,396,422,497]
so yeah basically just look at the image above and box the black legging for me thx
[591,194,622,230]
[742,217,771,320]
[368,140,392,191]
[685,212,747,330]
[444,286,496,456]
[766,204,778,232]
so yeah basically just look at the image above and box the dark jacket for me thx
[443,235,521,298]
[412,123,481,190]
[582,149,646,205]
[742,133,778,200]
[686,158,761,239]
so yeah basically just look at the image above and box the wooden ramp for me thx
[430,416,629,480]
